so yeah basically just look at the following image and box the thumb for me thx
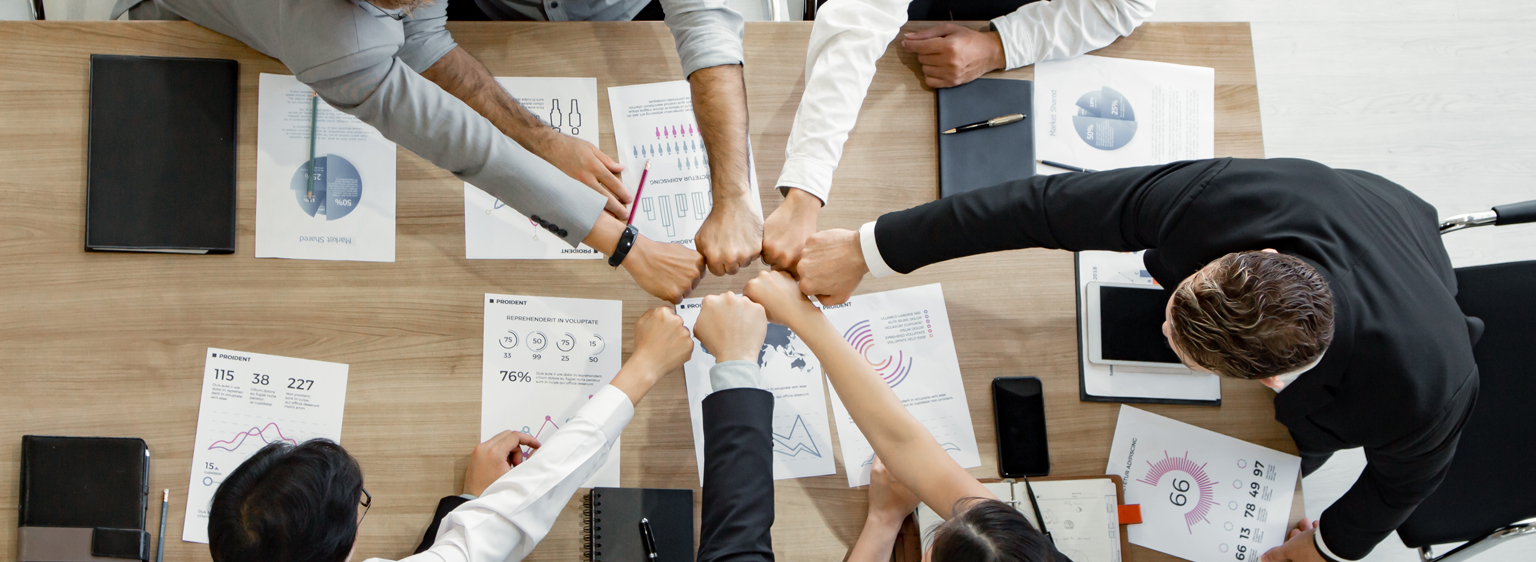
[905,23,956,41]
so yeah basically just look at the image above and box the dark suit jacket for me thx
[873,158,1479,560]
[698,387,776,562]
[414,495,470,554]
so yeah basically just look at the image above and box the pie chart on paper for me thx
[1072,86,1137,151]
[290,155,363,220]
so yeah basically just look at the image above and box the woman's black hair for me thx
[207,439,364,562]
[929,497,1054,562]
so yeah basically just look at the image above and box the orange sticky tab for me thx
[1118,504,1143,525]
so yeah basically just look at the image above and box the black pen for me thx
[639,517,659,560]
[1021,477,1055,547]
[1037,159,1097,173]
[942,113,1025,135]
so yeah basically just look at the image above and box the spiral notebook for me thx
[583,487,693,562]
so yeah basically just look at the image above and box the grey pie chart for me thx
[1072,86,1137,151]
[290,154,364,220]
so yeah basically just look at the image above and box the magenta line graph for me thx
[1138,451,1218,532]
[208,422,299,451]
[842,320,912,388]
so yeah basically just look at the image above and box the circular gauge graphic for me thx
[1072,86,1137,151]
[498,331,519,349]
[527,331,548,352]
[290,154,364,220]
[1137,451,1218,533]
[587,335,606,355]
[556,333,576,353]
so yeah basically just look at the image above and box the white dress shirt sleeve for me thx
[397,0,458,74]
[658,0,746,77]
[1315,527,1355,562]
[379,385,635,562]
[859,220,898,278]
[990,0,1156,71]
[774,0,911,205]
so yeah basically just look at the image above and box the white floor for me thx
[1157,3,1535,560]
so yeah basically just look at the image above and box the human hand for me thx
[1261,519,1324,562]
[630,306,695,376]
[694,292,768,363]
[695,195,763,276]
[867,456,921,527]
[796,229,868,306]
[530,132,631,220]
[463,430,541,496]
[744,270,821,328]
[761,188,822,271]
[901,23,1007,89]
[623,236,706,304]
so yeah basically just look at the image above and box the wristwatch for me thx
[608,224,639,268]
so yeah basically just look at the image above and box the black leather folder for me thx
[18,436,152,562]
[936,77,1035,198]
[85,54,238,254]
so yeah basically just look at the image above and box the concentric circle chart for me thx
[1072,86,1137,151]
[290,154,363,220]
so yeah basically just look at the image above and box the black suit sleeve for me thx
[697,388,776,562]
[413,495,472,554]
[873,160,1229,274]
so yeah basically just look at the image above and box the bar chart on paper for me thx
[184,349,348,543]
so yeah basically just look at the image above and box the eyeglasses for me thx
[358,488,373,525]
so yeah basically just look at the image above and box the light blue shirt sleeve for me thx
[709,359,762,392]
[659,0,745,77]
[398,0,458,73]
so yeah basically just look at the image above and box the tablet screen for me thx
[1098,285,1183,365]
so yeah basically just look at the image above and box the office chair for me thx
[1394,199,1536,562]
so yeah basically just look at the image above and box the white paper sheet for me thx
[1107,406,1300,562]
[820,284,981,487]
[1078,250,1222,402]
[607,81,763,249]
[676,299,836,483]
[184,348,349,543]
[917,479,1121,562]
[255,74,397,262]
[1035,55,1214,171]
[481,293,624,487]
[466,77,603,260]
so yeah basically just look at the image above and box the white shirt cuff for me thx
[859,221,897,279]
[775,156,834,205]
[708,360,762,392]
[579,385,637,444]
[1315,526,1354,561]
[991,12,1038,71]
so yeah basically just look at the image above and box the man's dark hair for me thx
[1169,251,1335,379]
[208,439,364,562]
[929,498,1053,562]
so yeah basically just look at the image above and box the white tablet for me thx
[1085,282,1189,369]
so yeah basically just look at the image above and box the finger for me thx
[923,71,959,90]
[705,252,727,277]
[601,193,629,221]
[597,168,632,205]
[916,52,954,66]
[903,24,954,41]
[903,36,948,55]
[594,146,625,175]
[514,432,542,451]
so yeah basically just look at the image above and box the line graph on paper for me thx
[207,422,300,451]
[771,415,824,458]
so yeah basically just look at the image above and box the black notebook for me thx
[18,435,152,562]
[936,78,1035,198]
[86,54,238,254]
[584,487,694,562]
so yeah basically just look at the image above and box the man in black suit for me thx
[794,158,1479,562]
[414,293,776,562]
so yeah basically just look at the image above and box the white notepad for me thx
[916,479,1122,562]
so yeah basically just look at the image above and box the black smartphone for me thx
[993,376,1050,478]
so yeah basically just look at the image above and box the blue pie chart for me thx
[290,154,363,220]
[1072,86,1137,151]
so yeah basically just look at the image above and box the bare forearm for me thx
[421,46,550,147]
[848,514,903,562]
[689,64,752,202]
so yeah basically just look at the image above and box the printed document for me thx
[1035,55,1214,171]
[481,293,624,487]
[677,299,836,483]
[255,74,397,262]
[918,479,1122,562]
[607,81,763,249]
[1108,406,1300,562]
[466,77,603,260]
[1078,250,1221,402]
[820,284,980,487]
[185,348,349,543]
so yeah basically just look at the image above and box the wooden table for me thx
[0,20,1282,561]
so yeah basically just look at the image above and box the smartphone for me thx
[1085,282,1186,368]
[993,376,1050,478]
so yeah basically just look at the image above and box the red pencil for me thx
[627,160,651,225]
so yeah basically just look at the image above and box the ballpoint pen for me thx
[1037,159,1097,173]
[639,517,659,560]
[627,160,651,226]
[1021,477,1055,548]
[942,113,1026,135]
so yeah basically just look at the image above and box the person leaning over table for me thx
[205,306,694,562]
[413,292,781,562]
[759,0,1155,271]
[444,0,765,277]
[791,157,1481,562]
[112,0,722,302]
[739,270,1066,562]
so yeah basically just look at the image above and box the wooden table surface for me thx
[0,20,1285,561]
